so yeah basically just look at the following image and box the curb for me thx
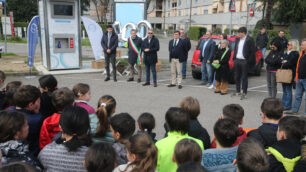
[4,71,40,77]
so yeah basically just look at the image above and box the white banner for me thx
[81,16,103,60]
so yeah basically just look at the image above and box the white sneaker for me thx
[208,84,214,89]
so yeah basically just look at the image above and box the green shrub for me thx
[249,29,291,49]
[189,26,207,40]
[214,27,222,35]
[14,22,29,28]
[224,28,238,35]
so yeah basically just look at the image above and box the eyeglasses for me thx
[148,33,153,34]
[288,44,292,46]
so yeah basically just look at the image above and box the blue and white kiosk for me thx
[38,0,82,70]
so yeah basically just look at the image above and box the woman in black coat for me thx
[265,40,283,98]
[281,40,300,110]
[213,40,231,95]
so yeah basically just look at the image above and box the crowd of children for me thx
[0,71,306,172]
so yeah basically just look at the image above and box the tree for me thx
[6,0,38,22]
[81,0,90,15]
[273,0,306,24]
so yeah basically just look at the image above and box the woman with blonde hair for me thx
[281,39,300,112]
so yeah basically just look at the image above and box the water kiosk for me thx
[38,0,82,70]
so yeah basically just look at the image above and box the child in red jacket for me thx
[211,104,247,148]
[39,87,75,149]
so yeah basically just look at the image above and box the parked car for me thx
[191,35,263,84]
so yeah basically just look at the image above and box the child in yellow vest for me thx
[266,116,305,172]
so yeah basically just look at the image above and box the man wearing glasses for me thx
[141,30,160,87]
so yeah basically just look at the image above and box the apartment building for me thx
[147,0,263,32]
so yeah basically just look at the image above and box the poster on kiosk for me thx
[39,0,82,70]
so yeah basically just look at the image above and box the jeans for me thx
[292,79,306,114]
[105,53,116,79]
[267,71,277,98]
[261,48,267,57]
[234,59,248,94]
[201,61,213,84]
[145,64,157,84]
[182,61,187,77]
[282,83,293,110]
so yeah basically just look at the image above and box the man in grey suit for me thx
[199,31,216,87]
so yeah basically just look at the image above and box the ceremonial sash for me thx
[129,37,142,65]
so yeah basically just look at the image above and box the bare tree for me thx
[98,0,111,23]
[91,0,101,22]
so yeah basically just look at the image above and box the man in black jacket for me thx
[127,29,143,83]
[168,31,187,89]
[180,29,191,79]
[256,28,269,57]
[101,25,118,82]
[232,27,256,100]
[271,30,288,52]
[142,30,160,87]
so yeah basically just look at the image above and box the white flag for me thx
[81,17,103,60]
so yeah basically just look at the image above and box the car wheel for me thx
[192,71,201,80]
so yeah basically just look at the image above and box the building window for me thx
[204,9,208,14]
[168,12,170,17]
[178,10,181,16]
[168,0,170,9]
[193,7,197,15]
[172,2,177,8]
[178,0,181,6]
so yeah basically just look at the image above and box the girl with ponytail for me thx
[38,105,90,172]
[90,95,116,143]
[113,133,158,172]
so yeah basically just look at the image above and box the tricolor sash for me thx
[129,37,142,65]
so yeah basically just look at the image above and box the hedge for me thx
[188,26,207,41]
[224,28,238,35]
[249,29,291,49]
[14,22,29,28]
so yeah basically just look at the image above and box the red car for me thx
[191,35,263,84]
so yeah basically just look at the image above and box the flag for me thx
[129,37,142,65]
[81,17,103,60]
[229,0,236,12]
[27,16,40,67]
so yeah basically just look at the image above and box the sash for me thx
[129,37,142,65]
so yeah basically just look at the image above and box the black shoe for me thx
[182,76,186,79]
[154,83,157,87]
[221,92,227,95]
[214,91,221,93]
[104,78,110,82]
[127,78,134,82]
[114,78,117,82]
[137,79,141,83]
[142,83,150,86]
[168,84,176,87]
[178,85,182,89]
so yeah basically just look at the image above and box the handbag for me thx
[276,64,292,83]
[212,48,229,69]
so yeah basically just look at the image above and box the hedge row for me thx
[188,26,207,40]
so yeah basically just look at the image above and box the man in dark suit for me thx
[167,31,187,89]
[101,25,118,82]
[199,31,216,87]
[180,29,191,79]
[127,29,143,83]
[232,27,256,100]
[141,30,160,87]
[271,30,288,52]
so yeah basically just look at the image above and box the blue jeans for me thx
[145,64,157,83]
[201,61,213,84]
[292,79,306,114]
[182,61,187,77]
[282,83,293,110]
[261,48,266,57]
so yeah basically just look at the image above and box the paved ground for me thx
[5,68,305,140]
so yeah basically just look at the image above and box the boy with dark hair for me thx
[39,87,75,149]
[0,70,6,110]
[266,116,305,172]
[248,98,284,148]
[110,113,135,165]
[211,104,246,148]
[39,74,58,118]
[202,118,239,172]
[10,85,43,156]
[156,107,204,172]
[177,162,207,172]
[235,137,269,172]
